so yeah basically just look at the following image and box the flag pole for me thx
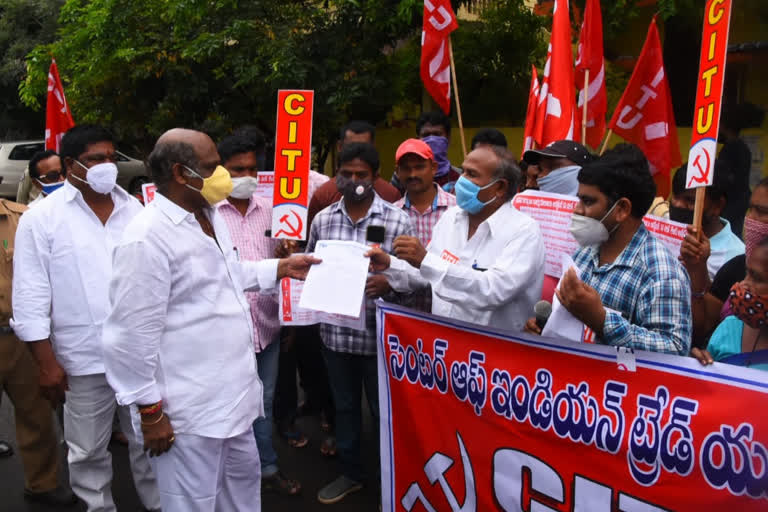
[582,70,589,145]
[692,187,706,239]
[599,129,612,155]
[448,37,467,159]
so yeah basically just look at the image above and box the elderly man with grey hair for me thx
[367,145,545,331]
[102,128,319,512]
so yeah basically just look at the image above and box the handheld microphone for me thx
[534,300,552,330]
[366,225,386,248]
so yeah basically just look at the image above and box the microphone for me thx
[366,225,386,249]
[534,300,552,330]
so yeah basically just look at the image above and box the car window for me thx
[8,143,45,160]
[115,151,130,162]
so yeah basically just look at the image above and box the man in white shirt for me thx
[102,128,318,512]
[11,125,160,511]
[368,145,545,332]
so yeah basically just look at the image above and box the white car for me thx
[0,140,148,198]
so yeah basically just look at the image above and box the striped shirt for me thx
[306,193,414,355]
[572,224,692,355]
[217,195,280,352]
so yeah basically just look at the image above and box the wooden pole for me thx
[692,186,706,240]
[582,70,589,145]
[599,129,613,155]
[448,37,467,159]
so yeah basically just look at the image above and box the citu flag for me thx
[574,0,607,149]
[420,0,459,114]
[534,0,575,147]
[45,58,75,152]
[523,65,540,152]
[608,16,681,199]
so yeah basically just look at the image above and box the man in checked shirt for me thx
[307,142,413,505]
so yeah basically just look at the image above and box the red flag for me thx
[608,17,680,198]
[574,0,607,149]
[534,0,575,147]
[45,58,75,152]
[523,65,540,152]
[420,0,459,114]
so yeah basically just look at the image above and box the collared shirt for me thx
[707,218,745,280]
[217,195,280,352]
[572,224,692,355]
[11,181,142,375]
[394,185,456,312]
[103,193,279,438]
[306,193,413,355]
[308,170,330,200]
[384,201,545,332]
[0,200,27,323]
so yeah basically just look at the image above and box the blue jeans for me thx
[252,338,280,477]
[322,348,379,482]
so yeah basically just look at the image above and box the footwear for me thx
[24,486,79,507]
[262,471,301,495]
[317,475,363,505]
[0,440,12,458]
[320,436,337,457]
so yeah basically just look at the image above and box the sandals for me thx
[320,436,337,457]
[262,471,301,496]
[279,428,309,448]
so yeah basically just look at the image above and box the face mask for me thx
[536,165,580,196]
[229,176,260,200]
[744,216,768,260]
[72,161,118,194]
[336,175,373,203]
[668,204,694,225]
[184,165,233,205]
[455,175,499,215]
[422,135,450,177]
[569,202,619,247]
[36,180,65,196]
[729,282,768,329]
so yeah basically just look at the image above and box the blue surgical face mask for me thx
[36,179,65,196]
[455,175,500,214]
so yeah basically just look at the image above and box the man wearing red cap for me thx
[393,139,456,312]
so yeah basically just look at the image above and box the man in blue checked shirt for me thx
[526,143,692,355]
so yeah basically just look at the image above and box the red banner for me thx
[45,58,75,152]
[377,302,768,511]
[574,0,607,149]
[522,65,540,152]
[685,0,733,189]
[271,90,313,240]
[420,0,459,114]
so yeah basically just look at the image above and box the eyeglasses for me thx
[38,171,65,183]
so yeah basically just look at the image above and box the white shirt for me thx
[384,201,545,332]
[11,181,143,376]
[707,218,745,279]
[102,193,278,438]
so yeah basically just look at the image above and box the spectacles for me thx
[38,171,65,183]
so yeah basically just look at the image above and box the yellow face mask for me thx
[184,165,233,205]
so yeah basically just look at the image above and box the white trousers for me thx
[150,429,261,512]
[64,373,160,512]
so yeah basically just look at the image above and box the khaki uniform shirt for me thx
[0,199,28,324]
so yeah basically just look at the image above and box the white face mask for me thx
[72,161,118,194]
[569,202,619,247]
[229,176,260,199]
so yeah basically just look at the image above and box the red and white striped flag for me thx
[420,0,459,114]
[45,58,75,152]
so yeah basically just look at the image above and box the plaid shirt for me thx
[572,224,692,355]
[306,193,414,355]
[395,185,456,312]
[217,196,280,353]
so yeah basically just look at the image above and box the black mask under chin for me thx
[669,205,695,225]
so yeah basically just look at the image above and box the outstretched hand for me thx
[278,254,322,281]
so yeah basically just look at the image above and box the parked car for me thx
[0,140,148,199]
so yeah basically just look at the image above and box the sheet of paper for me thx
[299,240,370,317]
[541,254,585,343]
[279,277,365,330]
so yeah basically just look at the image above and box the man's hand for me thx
[679,226,711,292]
[38,358,68,405]
[365,274,391,298]
[691,347,715,366]
[393,236,427,269]
[556,268,606,336]
[365,247,391,272]
[524,317,542,335]
[275,240,299,259]
[141,411,175,457]
[277,254,322,281]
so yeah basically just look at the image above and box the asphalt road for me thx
[0,393,380,511]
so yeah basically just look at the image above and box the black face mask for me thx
[669,205,694,225]
[336,175,374,203]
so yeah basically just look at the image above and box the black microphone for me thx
[366,225,386,248]
[534,300,552,330]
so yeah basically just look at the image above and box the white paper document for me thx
[279,278,366,330]
[299,240,370,317]
[541,254,585,343]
